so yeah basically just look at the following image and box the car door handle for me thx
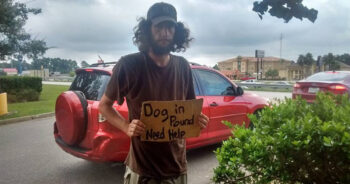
[210,102,218,107]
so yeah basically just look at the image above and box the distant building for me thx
[2,68,18,75]
[218,56,350,81]
[218,56,292,80]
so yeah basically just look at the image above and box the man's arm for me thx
[99,94,145,137]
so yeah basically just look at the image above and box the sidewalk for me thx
[0,112,55,126]
[42,81,71,86]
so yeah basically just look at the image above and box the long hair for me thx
[133,17,193,53]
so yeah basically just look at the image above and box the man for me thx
[99,2,209,184]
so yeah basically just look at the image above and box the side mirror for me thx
[236,86,244,96]
[222,86,235,96]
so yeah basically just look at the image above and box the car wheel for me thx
[55,91,88,146]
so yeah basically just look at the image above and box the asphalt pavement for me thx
[0,117,219,184]
[0,89,291,184]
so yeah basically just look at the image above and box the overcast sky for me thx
[23,0,350,66]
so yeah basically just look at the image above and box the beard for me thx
[150,38,174,55]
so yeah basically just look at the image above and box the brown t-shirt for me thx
[104,52,195,179]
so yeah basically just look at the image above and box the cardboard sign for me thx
[140,99,203,142]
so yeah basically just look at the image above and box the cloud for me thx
[22,0,350,66]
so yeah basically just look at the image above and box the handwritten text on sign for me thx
[140,99,203,142]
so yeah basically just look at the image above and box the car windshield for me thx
[305,72,349,82]
[70,71,110,100]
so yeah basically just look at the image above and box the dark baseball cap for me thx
[147,2,177,25]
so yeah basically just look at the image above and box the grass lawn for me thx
[0,84,69,120]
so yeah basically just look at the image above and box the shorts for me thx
[123,166,187,184]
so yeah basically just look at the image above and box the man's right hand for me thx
[125,119,146,137]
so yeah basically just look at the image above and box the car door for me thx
[185,71,209,147]
[194,69,248,141]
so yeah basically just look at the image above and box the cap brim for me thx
[151,16,176,25]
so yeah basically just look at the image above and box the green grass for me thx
[0,84,69,120]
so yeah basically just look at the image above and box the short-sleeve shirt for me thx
[104,52,196,179]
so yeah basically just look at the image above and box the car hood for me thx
[242,91,270,105]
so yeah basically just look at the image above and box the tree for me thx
[304,53,315,66]
[0,0,48,60]
[336,53,350,66]
[297,53,315,76]
[213,64,220,70]
[323,53,340,71]
[32,57,78,73]
[81,60,90,68]
[253,0,318,23]
[297,54,306,66]
[265,69,279,79]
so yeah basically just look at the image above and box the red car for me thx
[292,71,350,102]
[54,62,268,162]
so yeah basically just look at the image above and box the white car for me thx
[240,79,263,84]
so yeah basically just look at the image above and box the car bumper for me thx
[54,123,129,162]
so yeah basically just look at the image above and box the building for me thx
[218,56,292,80]
[218,56,350,81]
[2,68,18,75]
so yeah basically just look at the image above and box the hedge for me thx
[0,76,42,102]
[213,93,350,184]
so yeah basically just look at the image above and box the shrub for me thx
[7,89,40,103]
[0,70,6,76]
[0,76,42,102]
[69,71,75,77]
[213,93,350,184]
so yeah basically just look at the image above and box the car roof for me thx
[77,61,216,74]
[322,71,350,74]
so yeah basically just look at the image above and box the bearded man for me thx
[99,2,209,184]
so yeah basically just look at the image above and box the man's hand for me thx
[198,113,209,130]
[125,119,146,137]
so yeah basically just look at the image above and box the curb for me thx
[0,112,55,126]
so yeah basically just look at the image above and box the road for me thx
[0,91,291,184]
[0,117,220,184]
[247,90,292,101]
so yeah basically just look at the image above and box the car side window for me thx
[192,73,200,96]
[196,69,233,96]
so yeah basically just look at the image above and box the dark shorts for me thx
[123,166,187,184]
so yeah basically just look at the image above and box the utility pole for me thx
[280,33,283,60]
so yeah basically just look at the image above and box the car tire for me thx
[55,91,88,146]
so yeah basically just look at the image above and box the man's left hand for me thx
[198,113,209,130]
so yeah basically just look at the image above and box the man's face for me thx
[150,21,175,55]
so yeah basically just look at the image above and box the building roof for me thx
[218,56,291,63]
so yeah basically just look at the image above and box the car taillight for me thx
[329,85,347,91]
[85,69,93,72]
[293,83,301,88]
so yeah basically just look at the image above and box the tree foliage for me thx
[80,60,90,68]
[213,64,220,70]
[0,0,48,59]
[265,69,278,79]
[32,57,78,74]
[213,93,350,183]
[297,53,315,66]
[335,53,350,66]
[253,0,318,23]
[323,53,340,71]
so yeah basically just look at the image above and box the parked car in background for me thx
[292,71,350,102]
[54,62,269,162]
[271,81,290,85]
[240,79,263,84]
[270,81,292,90]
